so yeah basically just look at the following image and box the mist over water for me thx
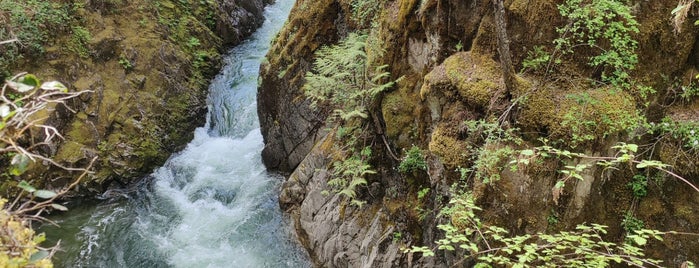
[42,1,310,267]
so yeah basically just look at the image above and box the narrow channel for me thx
[41,0,310,267]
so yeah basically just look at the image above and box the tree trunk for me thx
[492,0,516,96]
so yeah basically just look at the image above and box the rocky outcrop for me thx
[257,0,344,172]
[280,134,402,267]
[7,0,272,194]
[259,0,699,266]
[217,0,276,46]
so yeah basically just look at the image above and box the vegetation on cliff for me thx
[260,0,699,266]
[0,0,271,196]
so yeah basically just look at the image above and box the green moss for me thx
[422,52,503,110]
[428,125,469,169]
[520,86,644,149]
[383,75,421,147]
[397,0,419,26]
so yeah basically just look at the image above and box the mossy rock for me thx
[421,52,502,111]
[428,125,469,169]
[519,86,643,149]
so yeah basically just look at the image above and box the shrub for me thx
[627,174,648,198]
[1,74,93,267]
[555,0,639,88]
[399,145,428,173]
[406,192,666,267]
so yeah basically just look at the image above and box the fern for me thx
[304,31,398,206]
[303,33,396,123]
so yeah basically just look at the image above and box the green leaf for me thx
[34,190,57,199]
[626,143,638,153]
[555,181,565,188]
[10,154,30,175]
[29,250,49,262]
[18,74,40,87]
[520,149,535,156]
[40,81,68,92]
[636,160,668,169]
[631,235,647,246]
[51,203,69,211]
[6,80,35,93]
[17,180,36,193]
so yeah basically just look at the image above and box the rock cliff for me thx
[1,0,273,195]
[259,0,699,266]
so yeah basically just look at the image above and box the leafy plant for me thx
[67,26,92,58]
[406,192,665,267]
[621,211,645,235]
[627,174,648,198]
[399,145,428,173]
[679,81,699,103]
[521,45,551,72]
[326,145,374,207]
[512,141,699,204]
[458,120,521,184]
[0,0,71,77]
[1,74,94,267]
[118,55,133,71]
[557,90,646,149]
[350,0,384,27]
[547,210,559,225]
[417,187,430,201]
[651,117,699,151]
[304,32,399,206]
[555,0,639,88]
[304,32,398,122]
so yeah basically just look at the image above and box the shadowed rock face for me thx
[257,0,341,172]
[217,0,276,46]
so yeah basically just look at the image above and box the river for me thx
[40,0,311,267]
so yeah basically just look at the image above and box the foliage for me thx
[406,192,665,267]
[399,145,428,174]
[67,26,91,58]
[1,73,90,172]
[118,55,133,71]
[0,0,71,77]
[555,0,639,88]
[558,90,646,148]
[520,45,551,72]
[651,117,699,151]
[678,81,699,102]
[303,32,398,122]
[0,74,94,267]
[304,32,399,206]
[326,143,373,207]
[627,174,648,198]
[621,211,645,234]
[0,199,52,268]
[417,187,430,201]
[350,0,384,27]
[459,120,521,184]
[512,141,699,204]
